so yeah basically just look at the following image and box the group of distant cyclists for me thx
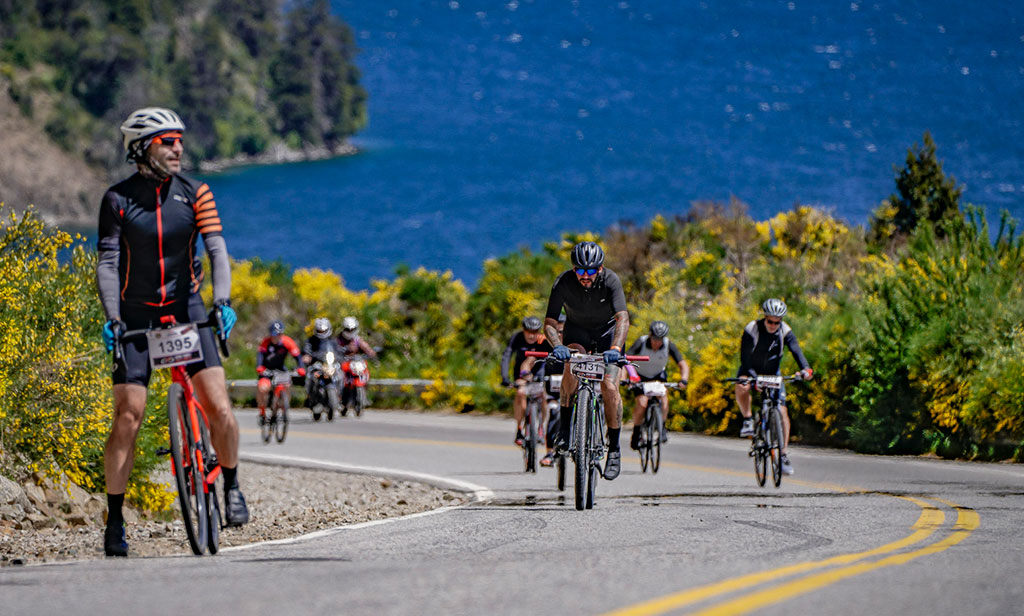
[93,105,811,558]
[256,316,378,420]
[501,241,812,481]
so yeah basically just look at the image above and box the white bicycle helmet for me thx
[340,316,359,340]
[314,317,333,339]
[120,107,185,161]
[761,298,788,318]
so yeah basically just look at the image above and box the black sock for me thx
[222,466,239,490]
[107,493,125,527]
[559,405,572,440]
[608,427,621,452]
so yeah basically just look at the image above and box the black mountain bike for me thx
[633,381,682,474]
[529,351,648,510]
[726,374,803,487]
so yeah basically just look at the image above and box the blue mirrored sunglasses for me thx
[574,268,598,276]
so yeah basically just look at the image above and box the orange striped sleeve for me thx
[194,183,223,235]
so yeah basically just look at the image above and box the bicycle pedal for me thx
[156,447,171,456]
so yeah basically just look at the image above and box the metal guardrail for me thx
[227,377,475,393]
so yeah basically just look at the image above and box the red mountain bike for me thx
[113,314,228,555]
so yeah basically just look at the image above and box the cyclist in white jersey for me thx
[627,321,689,448]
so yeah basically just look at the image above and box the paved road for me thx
[3,409,1023,615]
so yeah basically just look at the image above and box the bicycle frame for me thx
[170,364,221,491]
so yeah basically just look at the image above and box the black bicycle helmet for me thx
[522,316,543,332]
[649,320,669,338]
[570,241,605,269]
[268,321,285,336]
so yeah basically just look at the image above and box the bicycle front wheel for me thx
[650,401,663,474]
[167,383,206,555]
[573,388,590,511]
[769,406,784,487]
[198,416,220,555]
[753,414,768,487]
[274,391,289,443]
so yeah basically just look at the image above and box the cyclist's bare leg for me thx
[256,379,271,415]
[632,394,648,427]
[191,367,239,469]
[513,383,527,431]
[735,383,752,418]
[780,403,791,453]
[104,384,148,494]
[600,370,622,430]
[559,365,578,408]
[658,394,669,423]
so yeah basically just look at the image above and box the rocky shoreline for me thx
[0,463,467,565]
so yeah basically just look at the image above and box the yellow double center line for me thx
[242,421,979,614]
[604,490,978,616]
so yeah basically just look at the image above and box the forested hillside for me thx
[0,0,367,221]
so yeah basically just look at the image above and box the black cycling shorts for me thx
[562,321,615,353]
[639,370,669,383]
[113,294,221,386]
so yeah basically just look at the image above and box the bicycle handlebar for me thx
[723,373,807,384]
[524,351,650,362]
[111,315,229,363]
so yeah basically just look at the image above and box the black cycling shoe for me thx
[630,428,642,451]
[104,523,128,557]
[603,450,621,480]
[224,487,250,527]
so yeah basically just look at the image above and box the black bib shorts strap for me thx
[562,321,616,354]
[113,294,221,386]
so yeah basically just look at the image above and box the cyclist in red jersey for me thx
[96,107,248,557]
[256,321,306,423]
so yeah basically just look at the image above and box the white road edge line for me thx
[220,452,494,553]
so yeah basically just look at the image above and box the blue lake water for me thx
[204,0,1024,288]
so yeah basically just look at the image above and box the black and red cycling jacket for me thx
[96,172,230,320]
[257,335,305,374]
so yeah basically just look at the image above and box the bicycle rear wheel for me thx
[639,412,650,474]
[525,401,538,473]
[556,454,566,491]
[573,389,590,511]
[650,401,663,474]
[769,406,784,487]
[167,383,207,555]
[274,391,289,443]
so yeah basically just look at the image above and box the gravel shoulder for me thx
[0,462,468,565]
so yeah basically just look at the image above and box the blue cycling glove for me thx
[551,345,571,361]
[215,303,237,339]
[603,348,622,364]
[102,320,122,352]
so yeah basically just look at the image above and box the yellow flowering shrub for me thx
[0,207,171,510]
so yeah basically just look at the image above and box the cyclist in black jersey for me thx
[500,316,553,446]
[735,298,813,476]
[96,107,248,557]
[544,241,630,480]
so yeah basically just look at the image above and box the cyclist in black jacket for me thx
[96,107,248,557]
[544,241,630,480]
[735,298,813,476]
[500,316,553,445]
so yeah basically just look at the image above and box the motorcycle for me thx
[307,350,342,421]
[340,354,371,417]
